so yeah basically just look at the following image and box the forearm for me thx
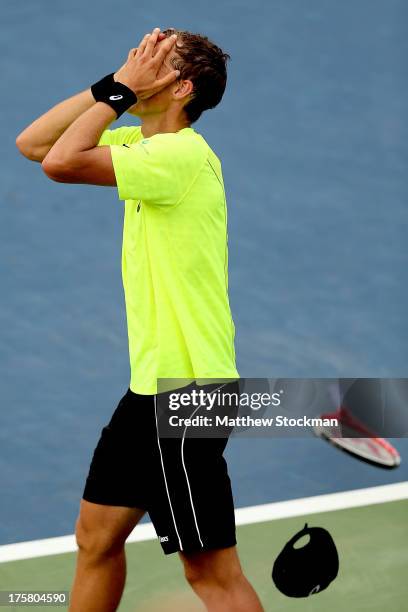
[15,89,95,162]
[44,102,116,162]
[41,102,117,184]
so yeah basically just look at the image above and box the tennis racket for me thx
[313,404,401,469]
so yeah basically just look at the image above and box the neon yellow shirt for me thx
[98,125,238,394]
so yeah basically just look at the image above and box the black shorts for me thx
[83,381,238,555]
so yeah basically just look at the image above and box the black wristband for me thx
[91,73,137,118]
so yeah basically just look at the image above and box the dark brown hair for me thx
[162,28,230,124]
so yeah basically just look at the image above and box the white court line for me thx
[0,481,407,564]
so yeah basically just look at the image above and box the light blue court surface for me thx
[0,0,407,554]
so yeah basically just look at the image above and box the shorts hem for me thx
[82,490,147,511]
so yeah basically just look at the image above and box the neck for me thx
[140,113,191,138]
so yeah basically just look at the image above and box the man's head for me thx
[130,29,230,125]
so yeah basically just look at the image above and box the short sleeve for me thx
[109,132,208,205]
[97,126,142,146]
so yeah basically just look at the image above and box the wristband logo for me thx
[109,94,124,100]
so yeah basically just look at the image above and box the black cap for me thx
[272,523,339,597]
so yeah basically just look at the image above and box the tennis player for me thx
[16,27,263,612]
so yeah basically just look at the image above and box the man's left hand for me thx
[114,28,179,100]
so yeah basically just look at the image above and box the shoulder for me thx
[98,125,142,146]
[140,129,208,166]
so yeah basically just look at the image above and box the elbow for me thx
[41,155,72,182]
[41,157,63,181]
[16,134,46,162]
[15,134,33,159]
